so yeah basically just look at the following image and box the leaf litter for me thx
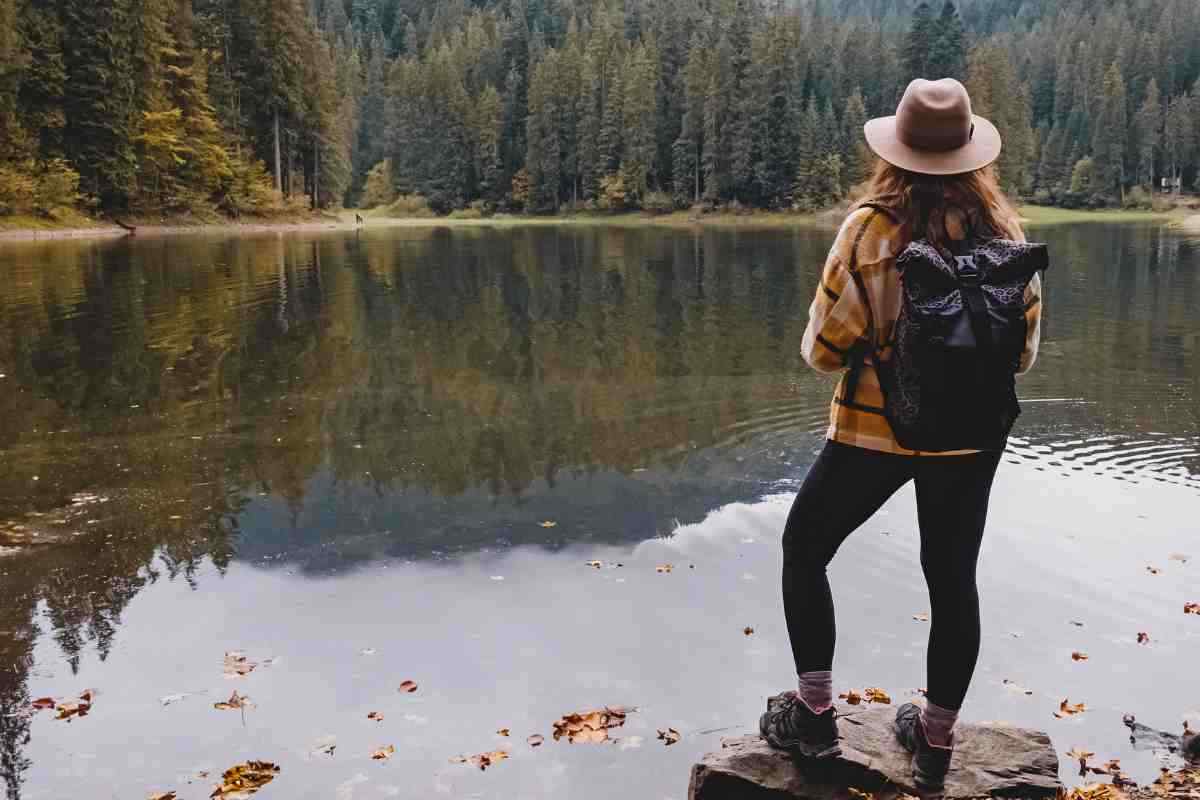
[451,750,509,770]
[210,761,279,798]
[1056,699,1088,718]
[839,688,891,706]
[552,706,633,744]
[29,689,94,721]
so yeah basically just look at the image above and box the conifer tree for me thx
[1133,78,1163,188]
[902,2,935,85]
[1091,62,1127,200]
[927,2,966,81]
[841,87,871,187]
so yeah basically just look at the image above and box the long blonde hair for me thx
[859,160,1022,247]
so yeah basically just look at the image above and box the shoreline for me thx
[0,206,1194,243]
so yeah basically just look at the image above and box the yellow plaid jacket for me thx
[800,204,1043,456]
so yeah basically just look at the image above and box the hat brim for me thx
[863,114,1002,176]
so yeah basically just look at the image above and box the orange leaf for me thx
[367,711,384,722]
[1054,698,1087,718]
[839,689,863,705]
[371,745,395,761]
[1072,651,1089,661]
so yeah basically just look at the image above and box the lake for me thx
[1,220,1197,800]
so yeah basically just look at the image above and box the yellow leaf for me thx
[839,689,863,706]
[148,793,177,800]
[213,691,253,711]
[551,706,631,743]
[539,520,557,528]
[863,687,891,704]
[585,560,603,568]
[848,789,874,800]
[371,745,395,761]
[496,728,510,736]
[210,761,279,798]
[1055,698,1087,718]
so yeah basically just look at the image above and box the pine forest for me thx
[1,0,1199,221]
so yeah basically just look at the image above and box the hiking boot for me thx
[759,691,842,759]
[894,702,953,793]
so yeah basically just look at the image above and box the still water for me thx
[0,221,1197,799]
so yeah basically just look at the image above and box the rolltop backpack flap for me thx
[972,238,1049,364]
[894,241,967,344]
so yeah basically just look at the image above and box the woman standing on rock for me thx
[758,78,1046,793]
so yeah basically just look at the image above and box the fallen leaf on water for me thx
[1147,566,1162,575]
[912,612,930,622]
[1066,747,1096,773]
[539,520,557,528]
[1055,699,1088,718]
[1137,632,1150,644]
[367,711,384,722]
[496,728,509,737]
[585,561,603,568]
[863,687,892,704]
[552,706,631,744]
[213,691,253,711]
[1072,651,1090,661]
[30,697,55,710]
[398,681,418,693]
[55,689,94,721]
[527,734,544,747]
[451,750,510,770]
[371,745,395,761]
[655,564,673,573]
[657,728,681,746]
[743,627,754,636]
[839,689,863,706]
[1070,620,1085,627]
[223,652,256,678]
[210,761,279,798]
[148,793,177,800]
[1185,603,1199,616]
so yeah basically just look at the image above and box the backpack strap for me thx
[841,204,889,408]
[949,238,995,359]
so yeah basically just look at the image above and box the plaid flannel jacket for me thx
[800,204,1043,456]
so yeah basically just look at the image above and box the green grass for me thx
[0,210,103,232]
[1017,204,1184,226]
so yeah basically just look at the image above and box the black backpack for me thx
[850,208,1049,452]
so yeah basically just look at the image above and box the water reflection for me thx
[0,221,1198,798]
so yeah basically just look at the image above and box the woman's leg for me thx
[782,441,913,681]
[912,451,1003,718]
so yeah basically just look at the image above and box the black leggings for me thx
[781,440,1002,711]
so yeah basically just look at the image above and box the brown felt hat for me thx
[863,78,1001,176]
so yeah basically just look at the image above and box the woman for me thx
[758,78,1043,792]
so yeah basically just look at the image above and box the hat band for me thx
[898,121,973,152]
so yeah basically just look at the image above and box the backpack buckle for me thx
[954,255,980,283]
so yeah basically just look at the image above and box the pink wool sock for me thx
[921,701,959,748]
[797,670,833,714]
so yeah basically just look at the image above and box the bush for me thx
[1123,185,1153,210]
[597,172,628,211]
[222,156,285,216]
[359,159,396,209]
[0,162,39,215]
[448,207,483,219]
[641,190,675,214]
[376,194,434,218]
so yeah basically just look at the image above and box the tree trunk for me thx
[273,111,282,193]
[313,138,319,210]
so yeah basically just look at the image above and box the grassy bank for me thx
[1017,204,1187,226]
[5,204,1196,243]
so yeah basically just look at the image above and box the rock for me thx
[689,703,1061,800]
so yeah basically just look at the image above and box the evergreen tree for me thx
[902,2,935,85]
[927,2,966,81]
[1091,62,1127,200]
[1133,78,1163,188]
[622,40,658,201]
[841,87,871,187]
